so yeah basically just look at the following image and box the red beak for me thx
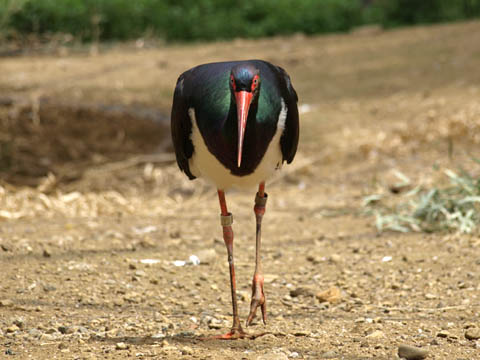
[234,91,253,167]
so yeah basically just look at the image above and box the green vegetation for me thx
[1,0,480,43]
[365,168,480,234]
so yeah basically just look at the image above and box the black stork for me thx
[171,60,299,339]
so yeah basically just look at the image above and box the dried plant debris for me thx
[366,168,480,234]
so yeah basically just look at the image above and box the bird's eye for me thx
[251,75,260,91]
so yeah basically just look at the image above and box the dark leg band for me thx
[255,192,268,207]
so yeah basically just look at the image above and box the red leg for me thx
[204,190,250,340]
[246,182,267,326]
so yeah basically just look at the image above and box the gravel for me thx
[397,344,429,360]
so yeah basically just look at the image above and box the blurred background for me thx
[1,0,480,230]
[1,0,480,229]
[2,0,480,44]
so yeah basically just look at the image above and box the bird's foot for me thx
[246,274,266,326]
[200,326,266,340]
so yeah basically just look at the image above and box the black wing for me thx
[171,72,196,180]
[275,65,299,164]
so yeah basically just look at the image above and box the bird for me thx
[170,59,299,339]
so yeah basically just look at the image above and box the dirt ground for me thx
[1,21,480,359]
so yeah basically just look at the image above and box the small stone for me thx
[330,254,341,263]
[397,344,428,360]
[129,263,137,270]
[294,330,309,336]
[290,287,314,297]
[58,325,73,334]
[196,248,217,264]
[262,333,277,341]
[42,249,51,258]
[366,330,384,339]
[257,353,288,360]
[465,328,480,340]
[437,330,449,338]
[58,343,68,350]
[40,333,55,341]
[424,293,437,300]
[13,317,25,329]
[207,318,223,329]
[181,346,193,355]
[6,325,19,333]
[391,283,401,290]
[116,342,129,350]
[43,284,57,292]
[135,270,146,277]
[113,299,125,306]
[316,287,342,304]
[0,299,14,307]
[76,326,89,334]
[28,328,42,338]
[321,350,337,358]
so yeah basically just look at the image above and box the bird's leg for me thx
[246,182,267,326]
[207,190,250,340]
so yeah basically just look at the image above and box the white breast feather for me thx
[189,100,287,190]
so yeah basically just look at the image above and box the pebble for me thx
[6,325,19,333]
[28,328,42,338]
[207,318,223,329]
[289,287,314,297]
[465,328,480,340]
[13,317,25,329]
[58,325,74,334]
[397,344,428,360]
[262,333,277,341]
[0,299,14,307]
[181,346,193,355]
[43,284,57,292]
[321,350,337,358]
[436,330,449,338]
[196,248,217,264]
[116,342,129,350]
[366,330,385,339]
[257,353,288,360]
[316,287,342,304]
[135,270,147,277]
[40,333,56,341]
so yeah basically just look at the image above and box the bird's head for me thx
[229,64,261,167]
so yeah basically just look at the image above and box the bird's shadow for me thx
[90,332,198,346]
[90,329,276,347]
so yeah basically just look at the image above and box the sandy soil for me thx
[1,21,480,359]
